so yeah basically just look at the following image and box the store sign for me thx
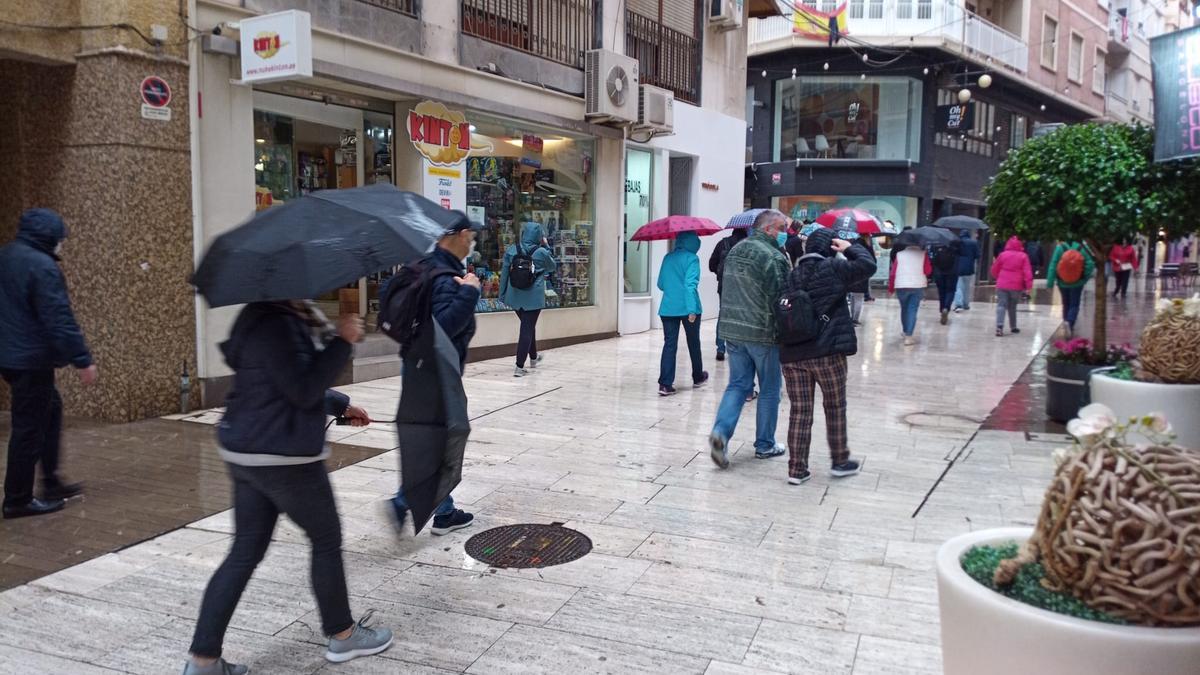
[771,172,782,185]
[1151,25,1200,161]
[702,182,719,191]
[239,10,313,84]
[423,163,465,211]
[935,103,975,133]
[408,100,471,166]
[523,133,544,153]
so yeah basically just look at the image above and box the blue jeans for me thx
[392,490,455,517]
[660,316,704,387]
[711,341,781,452]
[896,289,923,336]
[953,275,974,309]
[1059,285,1084,328]
[716,335,726,355]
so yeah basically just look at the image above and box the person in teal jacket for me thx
[500,222,556,377]
[656,231,708,395]
[1045,240,1096,335]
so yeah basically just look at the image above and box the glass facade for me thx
[624,149,653,295]
[774,76,923,162]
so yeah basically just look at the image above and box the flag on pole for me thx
[793,2,849,42]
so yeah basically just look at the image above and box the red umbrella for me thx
[814,208,891,235]
[630,215,722,242]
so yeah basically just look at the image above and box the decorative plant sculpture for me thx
[1138,294,1200,385]
[995,404,1200,626]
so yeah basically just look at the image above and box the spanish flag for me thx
[793,2,849,44]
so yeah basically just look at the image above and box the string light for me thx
[1040,104,1047,111]
[978,73,992,88]
[923,67,930,75]
[861,73,867,80]
[791,67,797,79]
[823,62,830,70]
[958,88,972,103]
[862,53,869,62]
[761,69,767,78]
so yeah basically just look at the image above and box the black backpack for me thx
[508,246,537,290]
[931,241,960,273]
[378,261,457,354]
[775,254,833,345]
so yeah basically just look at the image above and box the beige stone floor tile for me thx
[549,472,664,504]
[604,502,774,546]
[851,635,943,674]
[466,624,711,674]
[0,644,125,675]
[741,620,860,674]
[632,533,830,588]
[843,595,942,645]
[822,561,894,597]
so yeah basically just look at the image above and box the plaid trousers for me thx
[782,354,850,475]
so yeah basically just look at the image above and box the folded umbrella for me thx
[193,184,459,307]
[630,215,722,241]
[725,208,768,229]
[814,208,889,235]
[932,215,989,231]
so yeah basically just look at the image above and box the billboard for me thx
[1151,25,1200,162]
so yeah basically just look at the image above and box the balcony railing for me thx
[462,0,595,69]
[749,2,1029,73]
[358,0,418,17]
[625,9,701,104]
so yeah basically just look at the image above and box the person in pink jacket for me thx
[991,236,1033,337]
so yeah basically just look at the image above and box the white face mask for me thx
[53,242,63,256]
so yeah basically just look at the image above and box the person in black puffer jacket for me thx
[779,228,875,485]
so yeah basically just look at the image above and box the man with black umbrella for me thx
[389,217,481,536]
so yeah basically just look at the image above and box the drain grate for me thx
[465,523,592,569]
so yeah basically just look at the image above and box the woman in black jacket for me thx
[779,228,876,486]
[183,302,393,675]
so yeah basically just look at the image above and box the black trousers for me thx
[1114,269,1133,298]
[189,461,353,657]
[515,309,541,368]
[934,274,959,313]
[1,369,64,508]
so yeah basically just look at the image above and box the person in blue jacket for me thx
[0,208,98,519]
[952,229,981,312]
[500,221,557,377]
[656,231,709,396]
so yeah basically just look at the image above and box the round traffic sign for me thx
[140,76,171,108]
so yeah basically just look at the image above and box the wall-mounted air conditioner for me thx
[636,85,675,135]
[709,0,745,30]
[585,49,639,125]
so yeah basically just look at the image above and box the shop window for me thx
[774,75,923,162]
[624,149,653,295]
[465,113,595,313]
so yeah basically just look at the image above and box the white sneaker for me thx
[903,336,916,347]
[514,367,529,378]
[529,354,544,368]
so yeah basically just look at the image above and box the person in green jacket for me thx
[710,210,791,468]
[656,231,707,396]
[500,222,557,377]
[1045,241,1095,335]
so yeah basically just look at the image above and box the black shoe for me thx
[788,471,812,485]
[658,385,677,397]
[715,351,726,362]
[693,372,709,388]
[1011,328,1021,335]
[43,481,84,501]
[831,459,863,478]
[431,509,474,536]
[3,498,66,519]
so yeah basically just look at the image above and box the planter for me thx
[1090,371,1200,450]
[937,528,1200,675]
[1045,360,1101,423]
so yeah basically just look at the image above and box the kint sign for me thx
[239,10,312,84]
[408,100,471,166]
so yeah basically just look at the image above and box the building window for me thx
[1042,15,1059,70]
[869,0,884,19]
[849,0,864,18]
[774,76,924,162]
[1068,32,1085,83]
[624,149,653,295]
[917,0,932,19]
[934,89,997,158]
[820,0,839,13]
[1010,114,1028,150]
[897,0,913,19]
[1093,48,1107,94]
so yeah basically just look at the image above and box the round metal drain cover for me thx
[465,524,592,569]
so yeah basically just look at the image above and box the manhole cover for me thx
[465,523,592,569]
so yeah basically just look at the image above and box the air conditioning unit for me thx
[637,85,675,134]
[709,0,744,30]
[585,49,639,125]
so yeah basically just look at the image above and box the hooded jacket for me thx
[426,246,480,368]
[955,231,981,277]
[216,302,351,465]
[991,237,1033,291]
[0,208,93,371]
[717,230,791,346]
[708,227,747,295]
[1046,242,1096,289]
[500,222,557,311]
[780,229,877,364]
[657,231,703,317]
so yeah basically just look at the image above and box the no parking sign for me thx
[140,76,172,121]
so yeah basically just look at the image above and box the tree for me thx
[984,123,1195,349]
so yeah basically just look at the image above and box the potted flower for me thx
[1091,294,1200,449]
[936,404,1200,675]
[1044,338,1135,423]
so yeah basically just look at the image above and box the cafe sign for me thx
[408,100,472,166]
[239,10,312,83]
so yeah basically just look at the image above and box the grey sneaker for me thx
[326,610,393,663]
[514,366,529,378]
[529,354,544,368]
[709,432,730,469]
[182,659,248,675]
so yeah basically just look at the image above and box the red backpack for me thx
[1056,246,1085,284]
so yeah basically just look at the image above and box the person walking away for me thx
[710,210,792,468]
[708,227,748,361]
[780,229,875,484]
[929,238,961,325]
[1024,240,1044,300]
[387,217,480,536]
[500,221,556,377]
[888,242,932,346]
[952,230,981,312]
[846,234,877,326]
[657,231,708,396]
[991,237,1033,337]
[183,302,392,674]
[1109,238,1139,301]
[0,208,97,519]
[1046,241,1095,336]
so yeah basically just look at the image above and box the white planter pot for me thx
[937,528,1200,675]
[1089,372,1200,450]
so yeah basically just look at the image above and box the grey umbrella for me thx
[893,226,959,250]
[932,215,989,231]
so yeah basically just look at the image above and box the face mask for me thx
[776,231,788,248]
[54,242,63,256]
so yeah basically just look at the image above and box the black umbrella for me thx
[193,184,461,307]
[396,320,469,535]
[932,215,989,231]
[893,226,958,250]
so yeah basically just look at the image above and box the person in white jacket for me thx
[888,241,932,346]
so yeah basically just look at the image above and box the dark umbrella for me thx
[932,215,989,231]
[396,320,469,535]
[893,226,958,250]
[193,184,459,307]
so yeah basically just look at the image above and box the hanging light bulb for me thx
[761,69,767,78]
[1040,104,1047,111]
[791,67,797,79]
[861,73,867,80]
[923,67,930,75]
[862,53,869,63]
[978,73,992,88]
[823,62,830,71]
[958,88,972,103]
